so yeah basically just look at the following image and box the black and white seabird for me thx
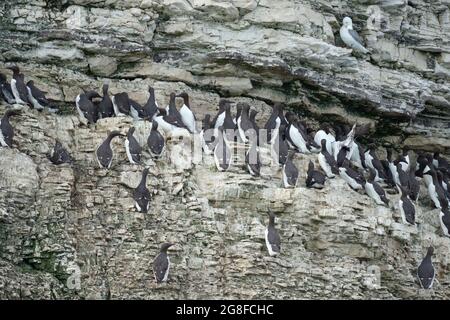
[415,151,428,175]
[364,168,389,206]
[349,142,366,170]
[417,246,435,289]
[75,90,101,125]
[153,242,174,284]
[215,102,235,143]
[318,139,339,178]
[264,103,286,144]
[436,171,450,208]
[98,84,114,119]
[408,168,420,202]
[332,124,356,161]
[112,92,131,117]
[396,163,410,191]
[364,148,387,182]
[439,204,450,237]
[265,211,281,256]
[398,184,415,225]
[177,92,196,134]
[440,168,450,192]
[0,73,15,104]
[133,168,151,213]
[314,124,335,155]
[282,152,298,188]
[245,141,261,177]
[211,99,229,129]
[398,148,410,171]
[249,109,260,146]
[422,154,435,187]
[425,167,448,209]
[433,152,449,170]
[386,148,400,185]
[26,80,49,111]
[236,103,254,144]
[200,114,216,155]
[271,124,289,166]
[95,131,123,168]
[7,66,29,105]
[144,86,159,121]
[437,171,450,201]
[336,146,350,167]
[339,17,369,54]
[339,159,365,191]
[213,126,232,172]
[129,98,147,120]
[306,160,326,189]
[235,103,242,127]
[125,127,142,164]
[156,92,189,136]
[249,110,259,132]
[0,109,20,147]
[147,120,165,158]
[48,140,71,165]
[285,113,310,154]
[381,157,396,188]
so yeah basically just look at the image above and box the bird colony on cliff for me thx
[0,16,448,289]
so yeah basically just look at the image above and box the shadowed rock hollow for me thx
[0,0,449,299]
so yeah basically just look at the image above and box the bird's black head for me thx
[160,242,175,252]
[7,65,20,74]
[86,90,101,100]
[273,102,285,114]
[427,246,434,256]
[108,130,124,139]
[237,102,250,113]
[320,139,327,148]
[177,92,189,104]
[102,83,109,93]
[218,99,231,109]
[0,73,7,83]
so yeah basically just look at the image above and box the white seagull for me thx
[340,17,369,54]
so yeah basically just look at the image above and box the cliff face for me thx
[0,0,449,299]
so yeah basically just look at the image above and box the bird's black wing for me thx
[347,167,365,184]
[373,181,386,198]
[153,252,169,283]
[128,136,142,157]
[268,226,281,252]
[312,171,326,184]
[163,114,187,129]
[418,259,435,288]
